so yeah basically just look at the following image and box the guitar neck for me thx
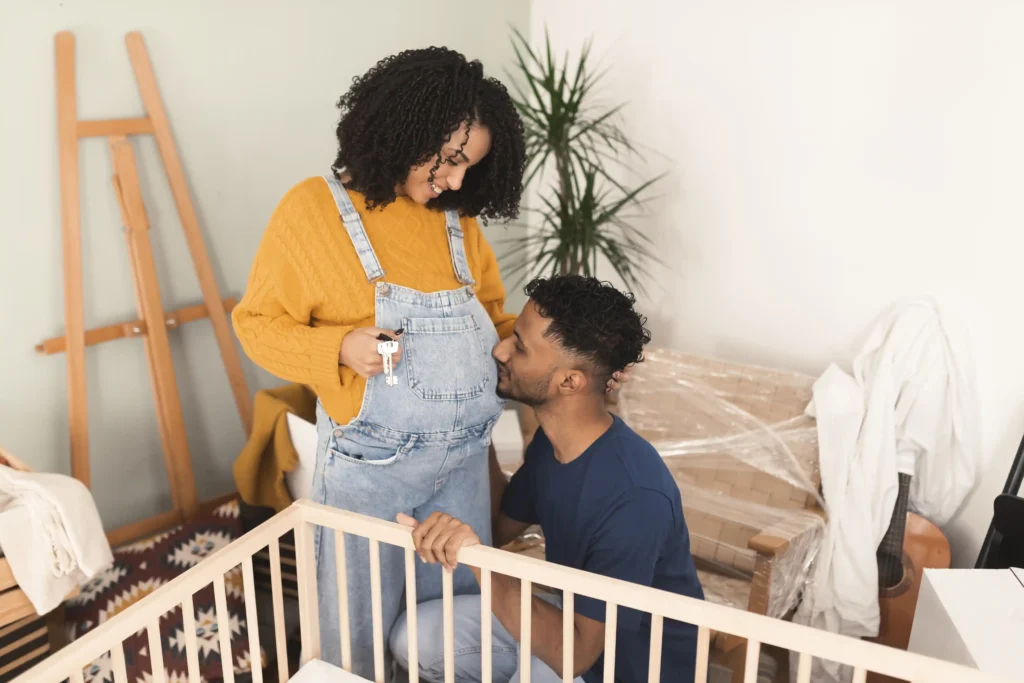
[877,473,912,588]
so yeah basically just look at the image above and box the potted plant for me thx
[500,26,663,293]
[500,27,664,444]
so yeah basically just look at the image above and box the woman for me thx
[233,47,627,676]
[232,47,526,677]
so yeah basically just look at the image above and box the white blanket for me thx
[794,298,981,683]
[0,466,112,614]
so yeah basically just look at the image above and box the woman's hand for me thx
[606,365,633,395]
[339,327,403,379]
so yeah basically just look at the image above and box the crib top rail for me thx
[297,500,1013,683]
[17,499,1015,683]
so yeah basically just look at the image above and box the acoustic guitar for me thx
[865,472,951,683]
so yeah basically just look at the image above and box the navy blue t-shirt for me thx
[501,416,705,683]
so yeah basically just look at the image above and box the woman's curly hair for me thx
[332,46,526,222]
[525,275,652,384]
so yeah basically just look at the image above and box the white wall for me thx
[530,0,1024,567]
[0,0,529,530]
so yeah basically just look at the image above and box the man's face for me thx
[492,301,559,407]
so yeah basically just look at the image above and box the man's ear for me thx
[558,369,589,396]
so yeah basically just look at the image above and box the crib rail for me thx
[15,499,1014,683]
[298,500,1010,683]
[13,507,300,683]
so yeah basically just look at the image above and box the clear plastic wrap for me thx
[507,348,827,622]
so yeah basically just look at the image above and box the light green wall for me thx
[0,0,530,530]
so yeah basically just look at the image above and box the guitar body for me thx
[866,510,951,683]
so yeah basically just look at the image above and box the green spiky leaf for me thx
[502,26,663,294]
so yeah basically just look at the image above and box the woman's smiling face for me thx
[396,121,492,205]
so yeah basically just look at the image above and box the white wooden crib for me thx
[12,499,1013,683]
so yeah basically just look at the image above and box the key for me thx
[377,340,400,386]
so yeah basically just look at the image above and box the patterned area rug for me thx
[65,500,263,683]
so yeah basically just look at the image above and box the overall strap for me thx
[322,175,385,282]
[444,209,476,286]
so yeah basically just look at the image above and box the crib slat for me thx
[112,644,128,683]
[693,626,710,683]
[214,573,236,683]
[602,603,617,683]
[269,537,290,683]
[405,548,419,683]
[852,667,868,683]
[370,539,385,683]
[520,579,532,683]
[443,567,455,683]
[647,614,663,683]
[336,530,353,672]
[242,557,264,683]
[743,639,761,683]
[182,595,202,683]
[481,569,492,683]
[148,618,166,683]
[562,592,574,683]
[295,521,321,664]
[71,666,85,683]
[795,652,812,683]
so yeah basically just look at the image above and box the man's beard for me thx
[495,373,518,401]
[496,368,550,407]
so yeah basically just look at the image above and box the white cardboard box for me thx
[907,567,1024,679]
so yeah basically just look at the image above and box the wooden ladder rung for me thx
[35,297,237,355]
[76,117,153,138]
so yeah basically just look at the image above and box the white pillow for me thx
[284,412,318,501]
[492,408,524,467]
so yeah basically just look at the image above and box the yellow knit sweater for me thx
[232,177,517,426]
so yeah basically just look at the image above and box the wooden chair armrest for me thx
[748,533,791,556]
[747,505,827,556]
[745,508,827,620]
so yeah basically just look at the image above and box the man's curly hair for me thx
[525,275,652,385]
[331,47,526,222]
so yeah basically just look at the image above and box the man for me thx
[389,275,705,683]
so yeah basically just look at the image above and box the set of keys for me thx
[376,329,402,387]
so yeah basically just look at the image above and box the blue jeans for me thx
[390,594,585,683]
[311,175,505,681]
[311,405,495,679]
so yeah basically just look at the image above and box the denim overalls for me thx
[310,175,505,679]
